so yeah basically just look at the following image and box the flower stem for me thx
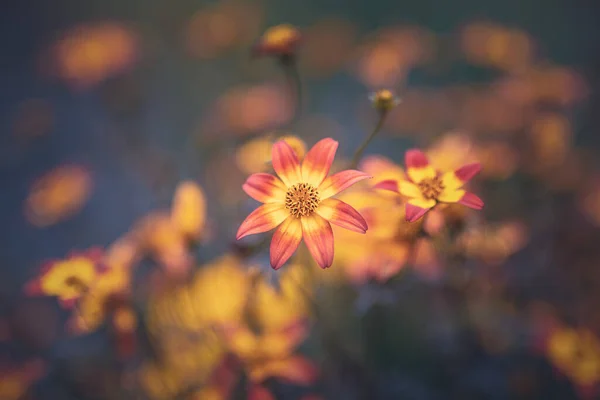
[280,55,303,122]
[349,110,388,170]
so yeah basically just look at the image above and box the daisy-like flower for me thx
[375,149,483,222]
[24,248,105,308]
[252,24,302,58]
[237,138,370,269]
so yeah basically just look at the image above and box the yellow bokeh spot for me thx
[171,181,207,241]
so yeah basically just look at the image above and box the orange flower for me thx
[24,249,105,308]
[252,24,302,57]
[237,138,370,269]
[375,149,483,222]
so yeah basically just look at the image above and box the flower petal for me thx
[316,198,367,233]
[236,204,288,240]
[359,155,405,183]
[270,217,302,270]
[373,179,399,193]
[318,170,371,199]
[441,163,481,189]
[458,192,484,210]
[242,173,287,203]
[405,149,436,183]
[399,181,422,198]
[248,385,275,400]
[252,356,318,385]
[272,140,302,186]
[437,188,465,203]
[301,138,338,187]
[405,198,435,222]
[301,214,334,268]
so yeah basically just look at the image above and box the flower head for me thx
[375,149,483,222]
[237,138,370,269]
[24,248,105,308]
[252,24,302,58]
[369,89,401,112]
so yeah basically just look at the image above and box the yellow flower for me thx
[25,249,104,308]
[369,89,401,111]
[253,24,302,57]
[235,134,307,175]
[547,327,600,387]
[170,180,207,241]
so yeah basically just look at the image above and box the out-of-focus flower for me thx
[24,249,105,308]
[235,134,306,175]
[24,164,92,227]
[461,22,533,72]
[369,89,401,112]
[528,113,572,171]
[0,360,45,400]
[252,24,302,58]
[457,220,529,265]
[237,138,370,269]
[353,26,434,88]
[375,149,483,222]
[301,18,356,77]
[49,22,138,90]
[185,1,263,59]
[546,326,600,392]
[171,181,207,242]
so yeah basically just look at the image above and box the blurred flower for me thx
[0,360,45,400]
[301,18,356,77]
[171,181,207,242]
[252,24,302,58]
[546,326,600,393]
[185,1,263,59]
[237,138,370,269]
[49,22,138,90]
[24,164,92,227]
[375,149,483,222]
[461,22,533,72]
[235,134,306,175]
[457,220,529,265]
[528,112,572,171]
[24,248,105,308]
[369,89,401,112]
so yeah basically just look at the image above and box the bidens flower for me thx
[375,149,483,222]
[237,138,370,269]
[369,89,401,112]
[252,24,302,57]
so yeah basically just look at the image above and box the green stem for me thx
[280,55,303,123]
[349,110,388,170]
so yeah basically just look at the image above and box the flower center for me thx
[64,276,88,292]
[418,176,444,200]
[285,183,320,218]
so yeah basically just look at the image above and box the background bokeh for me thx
[2,0,600,399]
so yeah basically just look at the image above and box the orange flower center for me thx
[285,183,320,218]
[418,176,445,200]
[64,275,88,293]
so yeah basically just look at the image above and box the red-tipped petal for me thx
[301,138,338,186]
[24,280,42,296]
[318,170,371,199]
[301,214,334,268]
[243,173,287,203]
[236,204,289,240]
[270,217,303,270]
[373,179,399,193]
[459,192,484,210]
[455,163,481,184]
[59,297,78,309]
[316,198,368,233]
[405,199,435,222]
[405,149,436,183]
[272,140,302,187]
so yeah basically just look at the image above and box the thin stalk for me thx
[280,55,303,123]
[349,110,388,170]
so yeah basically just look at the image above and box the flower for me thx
[252,24,302,57]
[375,149,483,222]
[170,180,207,242]
[24,249,105,308]
[237,138,370,269]
[369,89,401,112]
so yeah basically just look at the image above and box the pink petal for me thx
[248,384,275,400]
[301,138,338,186]
[372,179,399,193]
[318,170,371,199]
[272,140,302,187]
[359,155,405,182]
[236,204,289,240]
[59,297,78,309]
[405,202,433,222]
[455,163,482,184]
[242,173,287,203]
[458,192,484,210]
[316,198,368,233]
[270,217,303,270]
[23,280,42,296]
[405,149,430,169]
[301,214,334,268]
